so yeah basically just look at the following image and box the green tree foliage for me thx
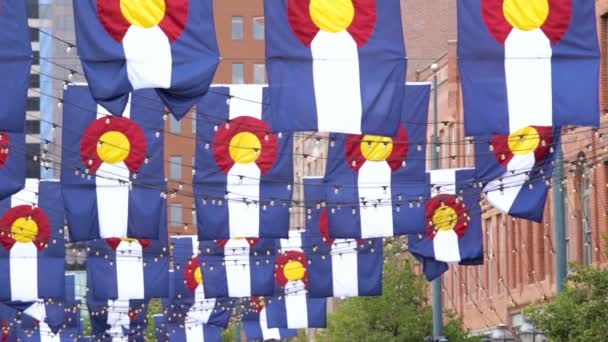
[315,241,479,342]
[525,264,608,342]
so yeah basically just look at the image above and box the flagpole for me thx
[553,135,567,293]
[430,63,444,341]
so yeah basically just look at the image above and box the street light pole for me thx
[430,63,444,341]
[553,138,567,293]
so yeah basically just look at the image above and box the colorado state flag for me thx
[0,132,25,201]
[458,0,600,136]
[197,237,277,299]
[243,297,298,341]
[324,83,431,238]
[153,315,168,342]
[168,237,232,327]
[408,169,484,281]
[87,298,148,342]
[0,179,65,302]
[61,85,166,241]
[304,177,383,298]
[265,0,406,135]
[0,0,32,133]
[164,322,222,342]
[476,127,559,222]
[194,85,293,240]
[73,0,220,119]
[265,231,327,329]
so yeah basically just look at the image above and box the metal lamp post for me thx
[430,62,445,342]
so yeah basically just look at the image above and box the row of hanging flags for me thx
[0,0,602,340]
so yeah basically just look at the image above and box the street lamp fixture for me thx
[490,324,516,342]
[519,322,546,342]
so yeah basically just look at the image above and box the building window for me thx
[27,97,40,112]
[450,124,457,167]
[26,143,40,178]
[191,113,196,134]
[253,63,266,84]
[29,74,40,89]
[232,16,244,40]
[27,0,39,19]
[30,28,40,43]
[26,120,40,135]
[169,115,181,133]
[253,17,265,40]
[232,63,244,84]
[582,164,592,266]
[32,51,40,65]
[170,203,183,226]
[486,218,494,296]
[169,156,182,180]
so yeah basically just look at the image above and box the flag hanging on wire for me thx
[324,83,431,238]
[265,231,327,329]
[73,0,220,119]
[167,237,232,327]
[153,315,168,342]
[458,0,600,136]
[242,297,298,341]
[0,302,19,342]
[476,127,559,222]
[408,168,483,281]
[196,237,277,299]
[87,234,169,300]
[61,85,166,241]
[265,0,406,135]
[194,85,293,240]
[304,177,383,298]
[163,322,222,342]
[87,298,148,342]
[0,179,65,302]
[0,132,25,201]
[0,0,32,133]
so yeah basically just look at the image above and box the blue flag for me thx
[476,127,559,222]
[304,177,383,298]
[72,0,220,119]
[0,180,65,302]
[164,322,222,342]
[0,302,19,342]
[87,235,169,300]
[458,0,599,136]
[0,0,32,132]
[153,315,168,342]
[265,0,406,135]
[324,83,431,238]
[61,85,166,241]
[408,168,484,281]
[242,297,298,341]
[0,132,25,200]
[194,85,293,240]
[87,298,148,342]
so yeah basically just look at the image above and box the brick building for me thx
[415,1,608,335]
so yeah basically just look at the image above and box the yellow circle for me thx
[229,132,262,164]
[508,126,540,156]
[98,131,131,164]
[309,0,355,33]
[503,0,549,31]
[194,267,203,285]
[360,135,394,161]
[120,0,166,28]
[11,217,38,243]
[432,205,458,232]
[283,260,306,281]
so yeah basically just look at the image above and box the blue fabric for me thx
[475,128,560,222]
[304,178,383,298]
[194,86,293,240]
[458,0,600,136]
[323,83,431,237]
[0,302,18,341]
[265,0,406,135]
[0,132,25,201]
[265,296,327,329]
[61,85,166,241]
[0,181,65,302]
[165,323,223,342]
[242,310,298,341]
[408,169,484,281]
[0,0,32,133]
[153,315,168,342]
[164,256,232,327]
[87,298,148,341]
[16,328,81,342]
[72,0,219,119]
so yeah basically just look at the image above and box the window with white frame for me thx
[232,16,243,40]
[253,16,265,40]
